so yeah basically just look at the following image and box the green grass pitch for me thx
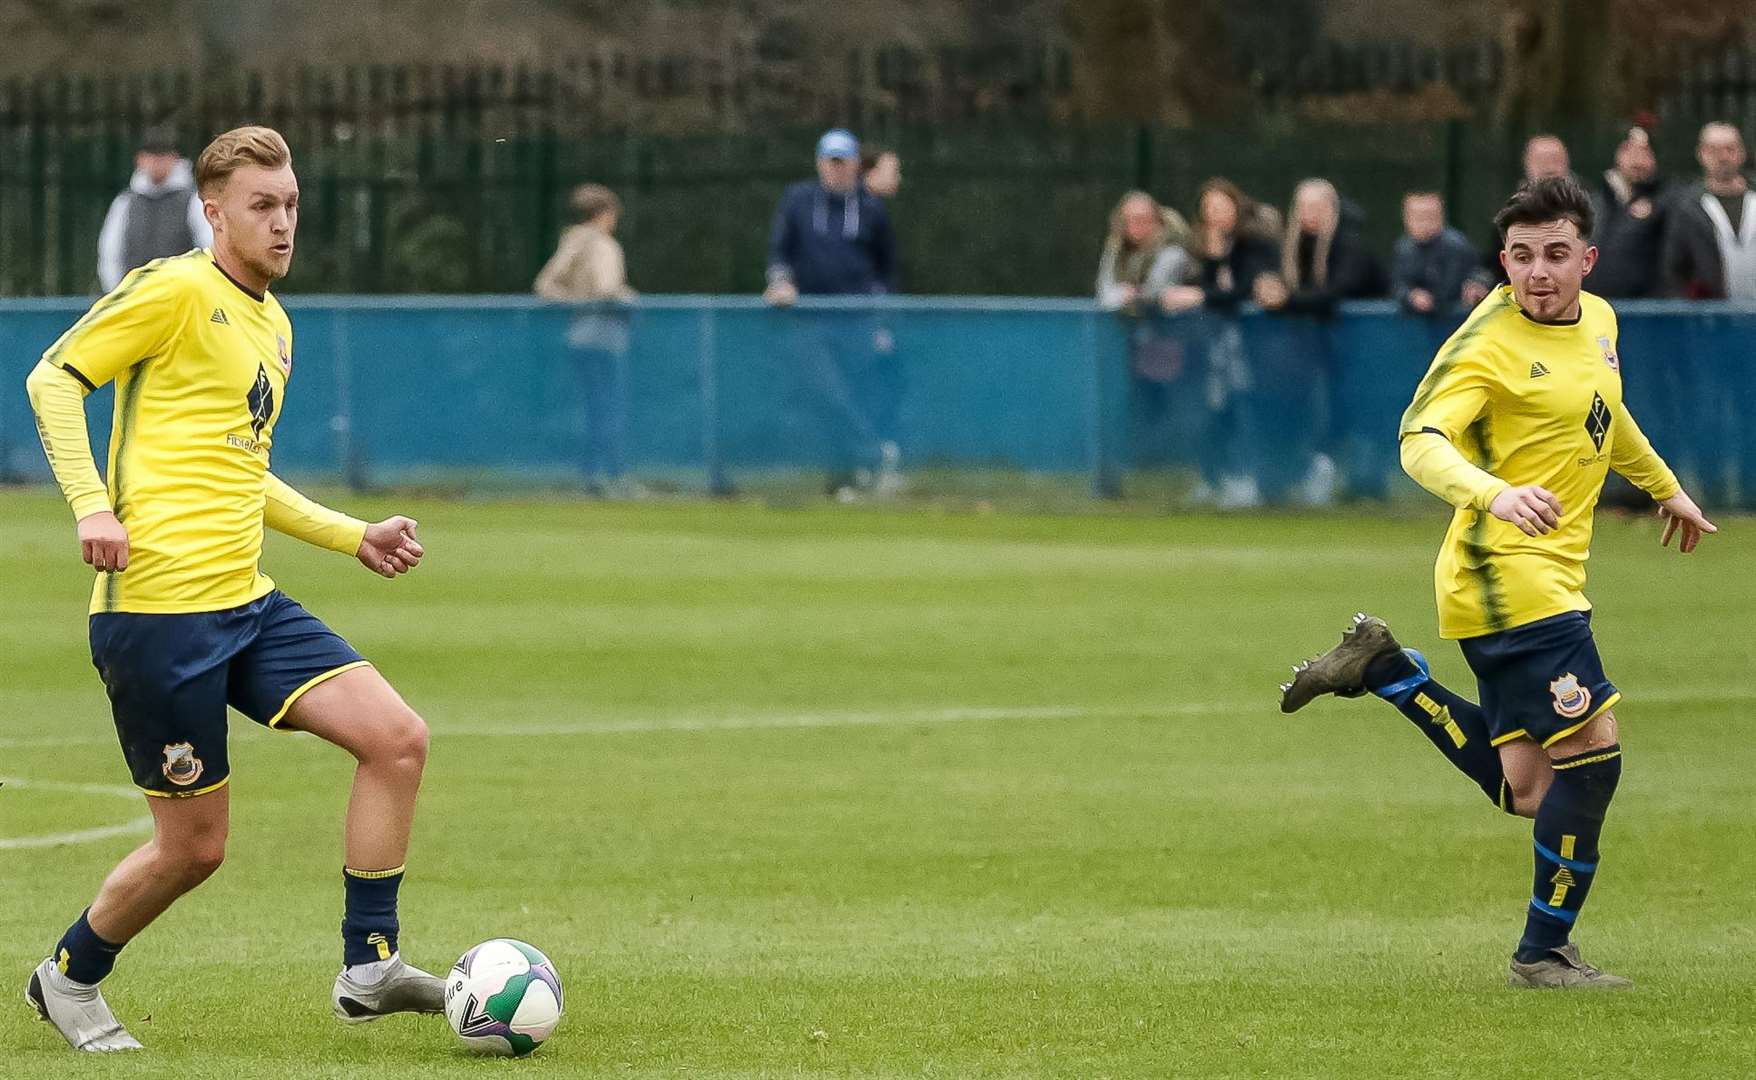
[1,490,1752,1078]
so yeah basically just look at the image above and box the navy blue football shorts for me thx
[88,590,368,797]
[1457,610,1620,750]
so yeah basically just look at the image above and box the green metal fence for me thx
[2,48,1753,298]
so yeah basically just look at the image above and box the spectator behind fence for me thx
[1664,122,1756,299]
[765,129,899,498]
[1259,178,1384,316]
[96,126,213,292]
[1096,192,1194,475]
[1254,179,1384,505]
[1522,133,1574,183]
[535,183,640,497]
[1590,124,1671,298]
[1393,192,1490,317]
[1096,191,1191,313]
[1158,178,1277,509]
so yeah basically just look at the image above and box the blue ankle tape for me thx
[1370,648,1430,701]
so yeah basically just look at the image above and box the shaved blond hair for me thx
[195,126,292,197]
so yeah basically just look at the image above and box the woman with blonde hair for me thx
[1096,190,1191,313]
[1256,178,1384,504]
[1096,192,1196,487]
[535,183,639,496]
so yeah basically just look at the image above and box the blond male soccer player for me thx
[1279,176,1716,989]
[24,126,443,1051]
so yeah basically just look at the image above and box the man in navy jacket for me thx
[765,129,896,302]
[764,130,899,497]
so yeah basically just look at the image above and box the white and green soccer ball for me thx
[444,939,563,1056]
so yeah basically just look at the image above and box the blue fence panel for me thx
[4,294,1755,507]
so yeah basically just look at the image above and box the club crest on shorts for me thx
[161,742,204,787]
[1597,335,1619,371]
[1549,673,1592,719]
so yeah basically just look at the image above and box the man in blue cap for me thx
[765,129,896,305]
[765,129,899,498]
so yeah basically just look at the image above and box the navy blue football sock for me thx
[52,908,124,986]
[1516,744,1622,961]
[342,865,404,967]
[1364,648,1510,810]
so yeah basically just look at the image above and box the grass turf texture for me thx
[1,490,1752,1078]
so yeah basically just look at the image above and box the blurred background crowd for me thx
[5,0,1756,508]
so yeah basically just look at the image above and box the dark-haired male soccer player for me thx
[24,126,443,1051]
[1279,176,1717,989]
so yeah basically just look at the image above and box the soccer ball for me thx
[444,939,563,1056]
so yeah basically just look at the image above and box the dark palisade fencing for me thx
[5,41,1756,298]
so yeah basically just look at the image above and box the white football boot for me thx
[331,953,446,1023]
[24,957,143,1052]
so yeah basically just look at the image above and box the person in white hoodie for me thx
[96,127,214,292]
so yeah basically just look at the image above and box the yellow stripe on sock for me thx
[1560,835,1577,860]
[1553,749,1621,770]
[344,864,406,880]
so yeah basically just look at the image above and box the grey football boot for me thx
[1279,613,1404,713]
[1507,943,1633,990]
[331,954,446,1024]
[24,957,144,1052]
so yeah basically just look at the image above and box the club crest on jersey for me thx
[1549,673,1592,719]
[161,742,204,787]
[277,334,292,376]
[1596,335,1619,371]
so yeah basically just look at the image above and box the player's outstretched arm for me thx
[1658,489,1716,554]
[263,473,423,579]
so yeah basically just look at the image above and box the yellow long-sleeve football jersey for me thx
[26,249,364,614]
[1399,286,1679,639]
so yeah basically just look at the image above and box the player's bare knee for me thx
[376,705,429,772]
[156,829,227,887]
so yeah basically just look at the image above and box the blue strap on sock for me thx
[1371,648,1430,702]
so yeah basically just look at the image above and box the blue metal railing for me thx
[3,295,1753,506]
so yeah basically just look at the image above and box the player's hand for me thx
[1407,288,1435,313]
[1657,490,1716,553]
[1489,485,1564,536]
[77,511,130,573]
[357,516,423,579]
[763,280,798,307]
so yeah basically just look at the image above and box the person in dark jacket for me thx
[1254,179,1386,504]
[764,129,896,303]
[1160,178,1278,509]
[96,126,213,292]
[1391,191,1489,317]
[764,129,898,498]
[1590,125,1671,299]
[1663,121,1756,300]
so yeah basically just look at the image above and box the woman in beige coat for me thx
[535,184,638,494]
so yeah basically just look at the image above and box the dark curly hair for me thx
[1494,176,1596,244]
